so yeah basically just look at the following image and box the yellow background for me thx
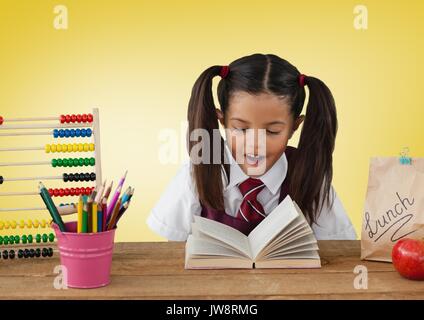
[0,0,423,241]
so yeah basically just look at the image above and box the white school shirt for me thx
[147,142,357,241]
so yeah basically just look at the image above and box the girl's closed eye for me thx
[231,127,247,133]
[266,129,281,135]
[231,127,281,135]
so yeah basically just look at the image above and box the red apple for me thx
[392,238,424,280]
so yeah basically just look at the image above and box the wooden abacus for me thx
[0,108,102,260]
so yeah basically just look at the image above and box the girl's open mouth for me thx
[245,154,266,166]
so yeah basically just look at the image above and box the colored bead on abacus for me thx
[63,172,96,182]
[0,116,3,125]
[1,248,53,260]
[45,143,94,153]
[48,186,94,196]
[4,233,53,245]
[0,219,50,229]
[0,233,55,246]
[59,114,92,124]
[53,128,92,138]
[51,157,95,168]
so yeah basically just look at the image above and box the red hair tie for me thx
[220,66,230,79]
[298,74,307,87]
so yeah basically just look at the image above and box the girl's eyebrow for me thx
[265,121,286,126]
[230,117,250,123]
[230,117,286,125]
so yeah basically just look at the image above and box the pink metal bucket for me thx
[52,221,116,289]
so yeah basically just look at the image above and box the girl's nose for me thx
[244,129,266,154]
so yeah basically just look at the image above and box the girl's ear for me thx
[289,115,305,139]
[216,108,225,126]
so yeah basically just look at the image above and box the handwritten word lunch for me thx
[364,192,416,242]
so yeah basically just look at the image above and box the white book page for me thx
[270,224,309,249]
[195,229,252,258]
[257,226,314,260]
[265,233,318,257]
[274,228,314,250]
[266,243,319,259]
[255,223,309,260]
[267,250,320,261]
[265,250,320,260]
[248,195,299,259]
[193,216,251,257]
[264,215,307,252]
[268,203,314,250]
[186,235,248,259]
[260,225,312,257]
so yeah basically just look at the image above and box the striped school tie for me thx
[236,178,266,223]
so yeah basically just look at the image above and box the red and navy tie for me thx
[236,178,266,223]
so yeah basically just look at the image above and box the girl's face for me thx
[217,91,304,177]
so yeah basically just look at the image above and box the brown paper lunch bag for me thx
[361,157,424,262]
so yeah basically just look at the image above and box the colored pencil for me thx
[82,195,88,204]
[92,201,98,233]
[118,170,127,188]
[95,180,106,203]
[107,198,121,231]
[127,188,134,202]
[103,181,113,201]
[120,186,132,208]
[101,198,107,231]
[106,184,123,222]
[77,196,83,233]
[82,202,88,233]
[89,189,97,202]
[87,198,93,233]
[38,182,66,232]
[97,206,103,232]
[114,201,130,228]
[107,171,127,218]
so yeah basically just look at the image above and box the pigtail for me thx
[289,76,338,224]
[187,66,227,210]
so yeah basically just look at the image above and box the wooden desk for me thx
[0,241,422,299]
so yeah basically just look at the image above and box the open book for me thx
[185,195,321,269]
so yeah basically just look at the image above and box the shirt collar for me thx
[222,141,288,195]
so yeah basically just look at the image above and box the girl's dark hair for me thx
[187,53,337,224]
